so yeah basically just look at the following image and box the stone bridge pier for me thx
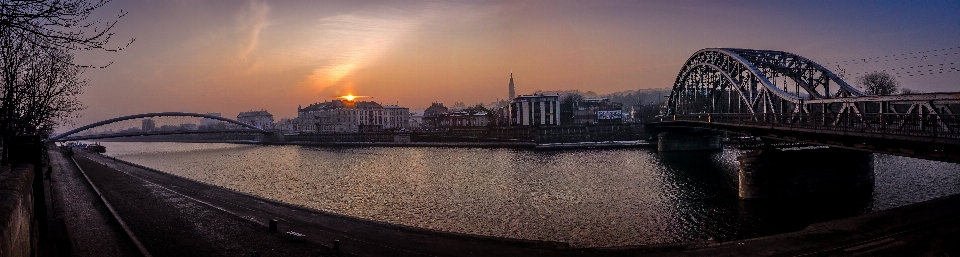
[737,147,874,199]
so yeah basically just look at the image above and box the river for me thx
[96,142,960,247]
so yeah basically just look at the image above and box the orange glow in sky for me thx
[338,94,370,101]
[64,1,960,133]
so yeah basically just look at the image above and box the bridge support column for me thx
[257,132,283,143]
[737,147,874,199]
[657,130,721,151]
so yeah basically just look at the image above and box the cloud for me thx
[311,15,413,87]
[236,1,271,61]
[298,4,450,96]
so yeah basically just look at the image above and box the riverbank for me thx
[52,149,960,256]
[281,140,656,150]
[102,139,657,150]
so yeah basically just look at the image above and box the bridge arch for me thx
[666,48,865,115]
[47,112,268,142]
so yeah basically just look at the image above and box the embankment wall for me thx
[0,164,36,257]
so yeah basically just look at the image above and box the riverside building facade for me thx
[511,94,560,126]
[297,100,409,133]
[572,98,624,124]
[237,110,274,129]
[382,105,411,130]
[423,106,491,128]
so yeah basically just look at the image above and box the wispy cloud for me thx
[312,16,410,89]
[236,1,270,61]
[299,4,448,95]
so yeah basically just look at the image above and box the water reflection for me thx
[656,149,875,241]
[98,142,959,247]
[737,190,872,237]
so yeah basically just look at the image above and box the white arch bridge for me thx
[652,48,960,163]
[46,112,271,143]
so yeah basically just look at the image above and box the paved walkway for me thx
[56,149,960,256]
[46,147,139,257]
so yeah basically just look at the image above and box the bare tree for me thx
[1,0,130,164]
[856,71,900,96]
[15,45,86,136]
[0,0,130,51]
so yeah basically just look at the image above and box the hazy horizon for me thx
[65,0,960,132]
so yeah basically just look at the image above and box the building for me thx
[422,103,450,129]
[424,102,448,116]
[274,118,298,132]
[511,94,560,126]
[200,113,223,127]
[159,125,178,131]
[179,123,198,130]
[572,98,624,124]
[423,106,491,128]
[298,100,409,133]
[382,105,410,130]
[142,119,156,132]
[630,103,659,123]
[119,127,141,133]
[237,110,274,129]
[408,109,424,129]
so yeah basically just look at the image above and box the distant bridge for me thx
[47,112,269,142]
[651,48,960,163]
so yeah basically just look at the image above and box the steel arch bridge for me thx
[665,48,868,116]
[656,48,960,163]
[47,112,269,142]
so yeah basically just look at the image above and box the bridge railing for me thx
[666,113,960,140]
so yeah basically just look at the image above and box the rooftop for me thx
[301,100,383,111]
[237,110,272,117]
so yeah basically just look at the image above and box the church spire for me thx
[508,72,516,100]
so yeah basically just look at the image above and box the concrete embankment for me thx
[66,152,346,257]
[0,164,36,257]
[46,145,141,256]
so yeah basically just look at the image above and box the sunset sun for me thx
[338,94,362,101]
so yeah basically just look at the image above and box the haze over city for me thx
[6,0,960,255]
[69,0,960,132]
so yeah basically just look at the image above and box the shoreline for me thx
[73,149,960,255]
[96,139,659,150]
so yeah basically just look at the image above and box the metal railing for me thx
[665,113,960,140]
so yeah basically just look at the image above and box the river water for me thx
[97,142,960,247]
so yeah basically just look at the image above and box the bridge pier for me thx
[256,132,284,143]
[737,147,874,199]
[657,129,722,151]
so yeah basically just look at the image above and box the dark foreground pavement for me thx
[47,147,139,256]
[54,149,960,256]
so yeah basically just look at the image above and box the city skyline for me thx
[66,0,960,132]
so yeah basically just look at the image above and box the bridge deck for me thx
[650,113,960,163]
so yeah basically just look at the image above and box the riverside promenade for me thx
[48,148,960,256]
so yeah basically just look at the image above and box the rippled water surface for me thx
[99,142,960,247]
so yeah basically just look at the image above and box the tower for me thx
[508,72,515,100]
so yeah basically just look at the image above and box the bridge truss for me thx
[659,48,960,162]
[47,112,269,142]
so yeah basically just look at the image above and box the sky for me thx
[67,0,960,131]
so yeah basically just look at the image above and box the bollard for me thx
[269,219,278,232]
[333,240,340,251]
